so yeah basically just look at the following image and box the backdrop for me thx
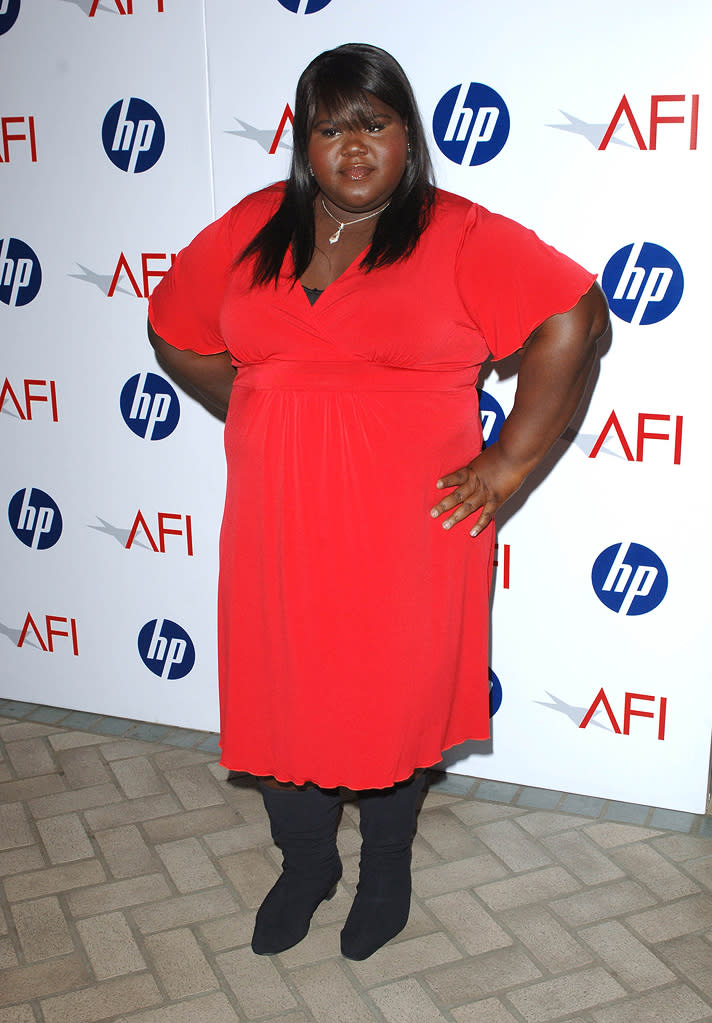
[2,0,710,812]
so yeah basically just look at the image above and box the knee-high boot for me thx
[340,771,426,960]
[252,782,343,956]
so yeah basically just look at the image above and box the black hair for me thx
[240,43,435,285]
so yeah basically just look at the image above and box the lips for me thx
[343,165,372,180]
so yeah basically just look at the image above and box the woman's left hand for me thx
[429,282,610,537]
[430,446,528,537]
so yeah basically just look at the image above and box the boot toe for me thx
[339,890,410,960]
[251,869,341,956]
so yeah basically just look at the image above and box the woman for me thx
[148,43,609,960]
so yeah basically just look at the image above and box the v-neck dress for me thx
[148,184,595,789]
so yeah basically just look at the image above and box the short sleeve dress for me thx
[149,184,596,790]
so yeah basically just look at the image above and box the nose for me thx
[341,130,367,154]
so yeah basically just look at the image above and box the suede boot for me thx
[340,772,426,960]
[252,782,342,956]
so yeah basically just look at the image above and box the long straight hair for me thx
[240,44,435,285]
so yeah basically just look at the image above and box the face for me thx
[307,94,409,216]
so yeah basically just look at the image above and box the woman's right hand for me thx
[148,319,236,417]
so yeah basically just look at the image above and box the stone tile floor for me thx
[1,699,711,1023]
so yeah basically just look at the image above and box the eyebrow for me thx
[312,112,394,129]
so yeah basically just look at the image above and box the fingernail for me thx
[443,520,453,530]
[470,527,479,537]
[430,508,439,518]
[436,480,444,489]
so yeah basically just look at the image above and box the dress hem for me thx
[217,731,490,791]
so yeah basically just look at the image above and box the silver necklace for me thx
[320,197,390,244]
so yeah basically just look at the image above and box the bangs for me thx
[310,74,401,132]
[309,85,384,133]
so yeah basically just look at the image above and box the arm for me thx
[430,282,610,536]
[148,318,236,418]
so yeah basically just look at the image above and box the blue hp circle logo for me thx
[138,618,195,680]
[9,488,63,550]
[120,372,180,440]
[433,83,510,166]
[592,542,668,616]
[0,237,42,306]
[102,98,165,173]
[489,668,503,717]
[0,0,20,34]
[478,389,505,447]
[602,242,683,326]
[276,0,332,11]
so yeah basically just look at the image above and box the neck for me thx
[320,195,391,224]
[318,195,391,246]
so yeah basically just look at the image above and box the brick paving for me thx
[1,702,711,1023]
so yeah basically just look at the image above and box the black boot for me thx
[252,782,342,956]
[340,772,426,960]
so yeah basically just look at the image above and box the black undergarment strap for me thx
[302,285,324,306]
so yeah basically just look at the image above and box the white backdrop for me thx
[2,0,710,812]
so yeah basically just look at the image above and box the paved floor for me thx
[1,704,712,1023]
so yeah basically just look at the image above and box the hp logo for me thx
[0,0,20,35]
[138,618,195,680]
[8,488,62,550]
[433,83,510,166]
[479,389,505,447]
[102,98,165,174]
[0,237,42,307]
[592,542,668,616]
[489,668,503,717]
[602,242,684,326]
[276,0,332,11]
[120,372,180,440]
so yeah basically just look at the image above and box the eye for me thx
[364,122,385,133]
[320,126,340,138]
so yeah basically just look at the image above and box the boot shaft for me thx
[356,772,427,849]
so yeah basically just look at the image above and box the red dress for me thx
[149,185,595,789]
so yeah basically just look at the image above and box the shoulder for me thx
[417,189,489,258]
[429,188,525,238]
[226,182,286,219]
[428,190,555,266]
[219,182,286,240]
[424,189,488,244]
[181,183,286,260]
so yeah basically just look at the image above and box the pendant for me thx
[329,224,343,244]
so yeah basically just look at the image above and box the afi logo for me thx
[226,105,293,155]
[18,612,79,656]
[489,668,503,717]
[591,542,668,616]
[602,242,683,326]
[1,379,58,422]
[549,95,700,151]
[120,372,179,440]
[479,389,505,447]
[108,251,176,297]
[138,618,195,679]
[493,542,510,590]
[0,0,20,35]
[1,116,37,163]
[0,237,41,306]
[89,0,164,13]
[275,0,333,12]
[126,511,194,555]
[102,98,165,174]
[580,688,667,740]
[8,488,62,550]
[589,411,683,465]
[601,94,699,150]
[433,83,510,166]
